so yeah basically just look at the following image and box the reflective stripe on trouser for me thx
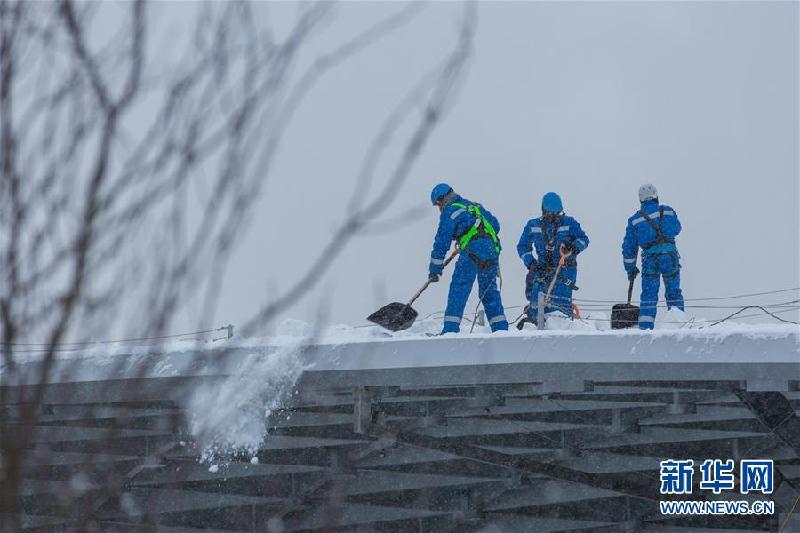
[526,266,577,320]
[488,314,507,325]
[443,252,508,333]
[639,253,684,330]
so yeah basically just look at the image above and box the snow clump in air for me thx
[187,319,309,463]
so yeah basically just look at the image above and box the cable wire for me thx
[7,325,232,349]
[709,305,800,326]
[572,287,800,305]
[779,495,800,532]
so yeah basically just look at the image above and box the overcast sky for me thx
[177,1,798,332]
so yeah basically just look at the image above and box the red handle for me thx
[558,243,573,267]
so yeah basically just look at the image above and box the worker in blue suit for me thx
[517,192,589,325]
[622,184,685,329]
[428,183,508,334]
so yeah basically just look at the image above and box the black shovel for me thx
[367,250,459,332]
[611,276,640,329]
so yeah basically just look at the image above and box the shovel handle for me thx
[544,244,573,304]
[408,249,460,306]
[627,277,635,305]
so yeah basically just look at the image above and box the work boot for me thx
[515,315,538,330]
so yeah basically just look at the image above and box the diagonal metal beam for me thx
[735,390,800,459]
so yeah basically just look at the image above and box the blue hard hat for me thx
[541,192,563,213]
[430,183,452,205]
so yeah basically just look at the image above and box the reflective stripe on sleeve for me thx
[624,257,637,264]
[632,209,675,226]
[530,227,542,233]
[558,226,570,232]
[450,208,466,220]
[430,258,445,265]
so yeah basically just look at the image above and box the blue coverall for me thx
[622,199,685,329]
[429,195,508,334]
[517,215,589,321]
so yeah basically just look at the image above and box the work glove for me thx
[562,242,578,256]
[627,267,640,282]
[428,273,440,283]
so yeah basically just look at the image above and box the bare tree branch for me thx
[0,1,476,528]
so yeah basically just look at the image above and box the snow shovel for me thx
[516,244,573,330]
[544,244,572,307]
[367,249,459,332]
[611,276,640,329]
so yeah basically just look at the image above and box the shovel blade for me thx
[367,302,419,332]
[611,303,639,329]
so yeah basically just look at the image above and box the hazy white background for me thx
[172,1,798,331]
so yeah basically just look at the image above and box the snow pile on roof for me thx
[265,309,798,347]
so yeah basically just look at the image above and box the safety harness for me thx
[542,216,561,265]
[638,206,679,279]
[541,215,577,268]
[638,206,675,252]
[451,202,500,254]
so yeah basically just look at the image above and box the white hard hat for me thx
[638,184,658,202]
